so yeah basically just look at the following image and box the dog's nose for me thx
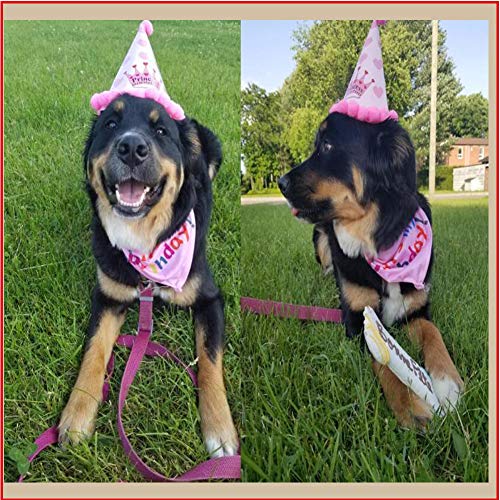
[278,175,290,196]
[116,134,149,165]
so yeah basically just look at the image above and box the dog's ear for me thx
[83,116,98,177]
[192,119,223,180]
[368,121,420,249]
[367,121,416,193]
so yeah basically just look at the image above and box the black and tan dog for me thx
[279,112,463,428]
[58,94,238,457]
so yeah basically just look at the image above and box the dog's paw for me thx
[386,385,435,431]
[404,390,435,430]
[58,390,99,447]
[204,428,239,458]
[430,372,464,412]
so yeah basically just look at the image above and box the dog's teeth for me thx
[115,187,147,208]
[144,186,150,193]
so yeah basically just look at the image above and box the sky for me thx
[241,20,489,97]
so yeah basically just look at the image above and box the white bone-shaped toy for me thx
[363,306,444,416]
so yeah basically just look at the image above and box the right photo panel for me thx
[241,19,489,482]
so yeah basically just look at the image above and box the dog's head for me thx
[278,112,418,226]
[84,94,221,252]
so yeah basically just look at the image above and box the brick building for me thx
[446,137,489,167]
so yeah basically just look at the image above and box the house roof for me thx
[453,137,488,146]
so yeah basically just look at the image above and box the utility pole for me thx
[428,20,438,195]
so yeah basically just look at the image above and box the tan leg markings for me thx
[342,280,380,311]
[315,228,333,274]
[408,318,464,410]
[372,360,433,430]
[97,267,138,302]
[158,275,201,307]
[196,326,238,457]
[58,309,126,445]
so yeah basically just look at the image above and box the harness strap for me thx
[241,297,343,323]
[18,287,240,482]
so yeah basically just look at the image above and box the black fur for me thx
[84,94,225,357]
[280,112,434,338]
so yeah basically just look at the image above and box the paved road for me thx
[426,192,489,200]
[241,192,488,205]
[241,196,286,205]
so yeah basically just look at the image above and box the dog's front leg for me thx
[58,288,126,446]
[340,280,381,338]
[193,294,238,458]
[407,318,464,410]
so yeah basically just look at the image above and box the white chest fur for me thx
[381,283,406,326]
[333,221,365,258]
[103,216,149,253]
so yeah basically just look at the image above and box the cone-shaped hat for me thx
[90,20,185,121]
[329,20,397,124]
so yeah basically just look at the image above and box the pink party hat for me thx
[90,20,185,120]
[330,20,398,124]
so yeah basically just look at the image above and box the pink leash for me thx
[19,286,241,482]
[241,297,343,323]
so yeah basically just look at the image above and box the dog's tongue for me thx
[117,180,146,204]
[291,208,299,217]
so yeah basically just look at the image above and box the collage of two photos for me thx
[2,6,495,496]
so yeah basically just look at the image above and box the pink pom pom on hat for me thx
[329,20,398,124]
[90,20,185,121]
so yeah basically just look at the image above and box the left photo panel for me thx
[4,20,241,482]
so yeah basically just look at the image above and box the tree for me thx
[449,93,488,138]
[241,84,291,191]
[283,20,462,169]
[284,107,324,163]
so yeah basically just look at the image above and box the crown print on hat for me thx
[124,62,160,88]
[330,20,398,124]
[90,20,185,121]
[345,66,375,98]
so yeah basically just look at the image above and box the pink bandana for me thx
[365,207,432,290]
[123,211,196,292]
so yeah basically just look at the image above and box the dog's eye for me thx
[105,120,117,130]
[321,140,333,153]
[156,127,167,137]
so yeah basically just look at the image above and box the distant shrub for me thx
[417,165,454,191]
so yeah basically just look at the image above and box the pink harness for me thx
[365,207,432,290]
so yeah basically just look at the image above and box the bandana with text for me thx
[123,210,195,292]
[365,207,432,290]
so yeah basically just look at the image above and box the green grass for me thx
[4,20,240,482]
[241,198,489,482]
[242,188,282,196]
[241,192,283,198]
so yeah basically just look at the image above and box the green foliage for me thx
[241,84,292,192]
[285,107,324,163]
[418,165,454,190]
[450,93,489,138]
[286,21,462,170]
[8,443,37,475]
[244,20,487,188]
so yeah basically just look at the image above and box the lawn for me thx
[241,198,489,482]
[4,20,241,482]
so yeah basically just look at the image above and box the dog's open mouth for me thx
[103,174,166,217]
[115,180,150,208]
